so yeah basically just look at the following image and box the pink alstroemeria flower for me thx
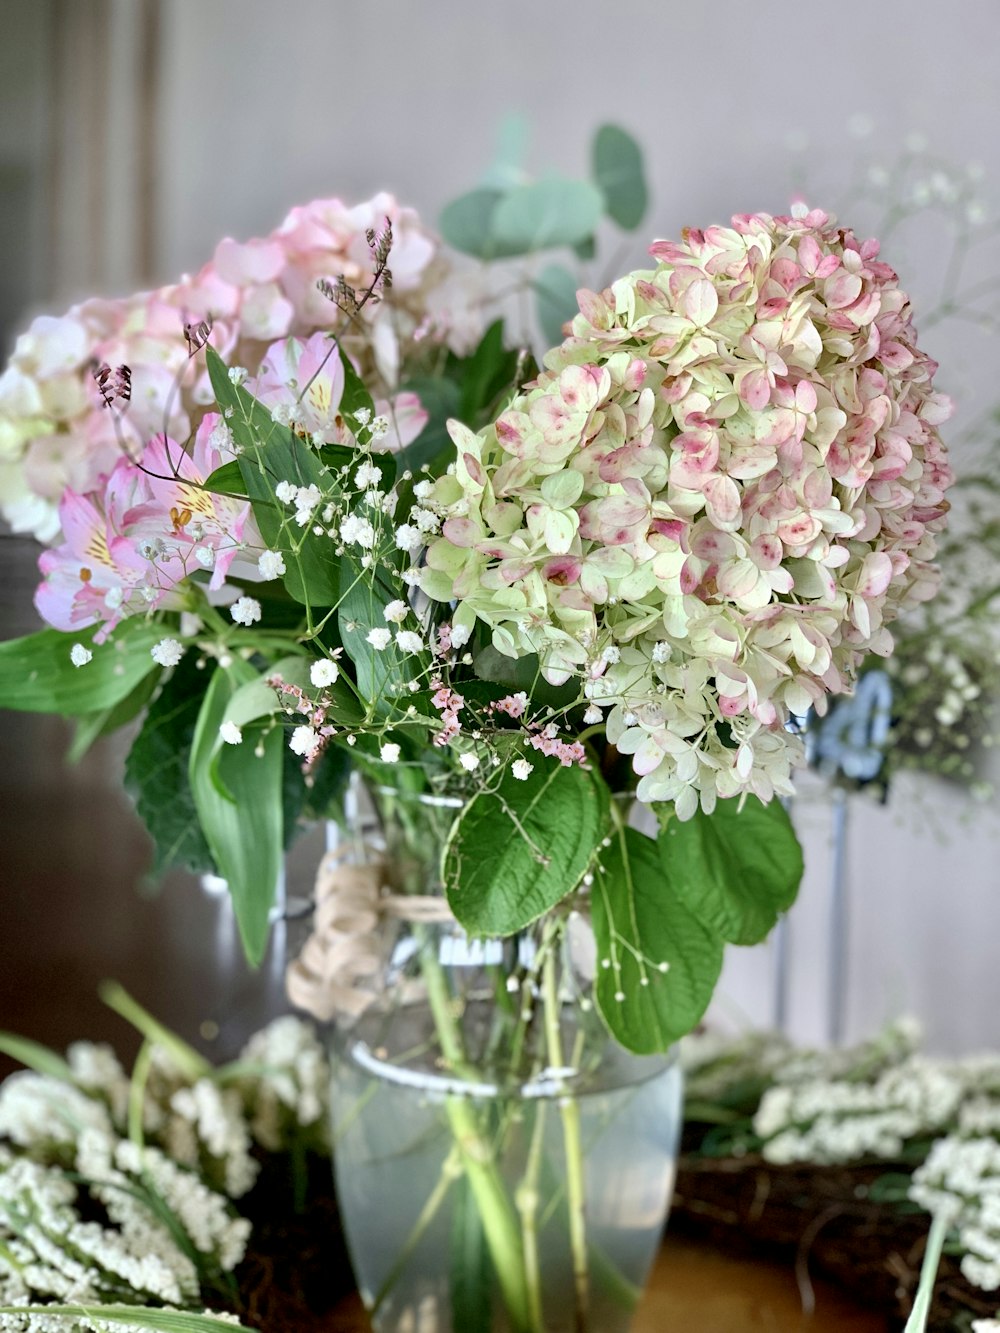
[251,332,345,443]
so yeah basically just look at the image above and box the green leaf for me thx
[206,346,339,610]
[439,188,515,260]
[534,263,580,348]
[67,668,161,763]
[124,655,215,878]
[592,124,649,230]
[0,1308,248,1331]
[338,552,422,720]
[0,621,162,715]
[338,345,376,424]
[189,662,284,965]
[658,797,804,946]
[458,319,520,423]
[445,764,610,936]
[492,178,604,254]
[0,1033,74,1081]
[572,235,597,262]
[202,459,247,495]
[396,375,462,479]
[450,1175,492,1333]
[591,825,724,1054]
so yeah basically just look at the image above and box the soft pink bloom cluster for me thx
[419,207,953,816]
[36,414,253,641]
[0,194,444,540]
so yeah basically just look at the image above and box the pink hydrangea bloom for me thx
[1,194,449,540]
[420,208,953,816]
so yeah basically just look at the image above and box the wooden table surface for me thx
[325,1234,888,1331]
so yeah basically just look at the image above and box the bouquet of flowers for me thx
[0,125,954,1332]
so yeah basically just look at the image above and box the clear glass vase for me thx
[327,781,683,1333]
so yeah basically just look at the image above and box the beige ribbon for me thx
[286,842,454,1022]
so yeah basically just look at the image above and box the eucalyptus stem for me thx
[542,939,590,1332]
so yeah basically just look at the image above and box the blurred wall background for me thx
[2,0,999,1055]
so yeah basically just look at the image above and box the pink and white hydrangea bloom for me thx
[34,414,254,640]
[419,208,953,817]
[1,193,450,539]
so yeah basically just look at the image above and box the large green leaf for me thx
[0,1308,248,1331]
[0,621,162,715]
[206,346,339,611]
[189,662,284,965]
[492,178,604,254]
[592,124,648,230]
[124,655,214,878]
[534,263,580,348]
[658,797,804,946]
[445,763,610,936]
[457,319,520,424]
[591,825,724,1055]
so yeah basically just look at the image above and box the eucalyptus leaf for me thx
[206,346,339,610]
[0,621,163,715]
[493,178,604,254]
[124,654,215,878]
[189,662,284,965]
[591,825,724,1054]
[480,111,529,191]
[658,797,804,946]
[440,188,512,260]
[445,763,610,936]
[592,124,649,230]
[534,263,580,348]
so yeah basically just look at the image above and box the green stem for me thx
[542,940,590,1332]
[417,933,539,1333]
[903,1211,950,1333]
[515,1101,549,1332]
[100,981,211,1083]
[371,1147,462,1315]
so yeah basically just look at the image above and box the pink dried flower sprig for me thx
[418,206,953,817]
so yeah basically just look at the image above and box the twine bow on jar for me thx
[286,842,454,1022]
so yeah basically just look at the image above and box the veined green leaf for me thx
[206,346,339,610]
[591,825,723,1055]
[445,763,611,936]
[189,662,284,965]
[592,124,649,230]
[0,621,163,715]
[658,796,804,945]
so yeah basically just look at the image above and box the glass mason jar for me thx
[326,779,683,1333]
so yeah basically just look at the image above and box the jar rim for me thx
[332,1028,678,1101]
